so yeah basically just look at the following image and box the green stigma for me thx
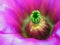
[30,10,42,24]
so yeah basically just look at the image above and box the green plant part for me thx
[30,10,42,24]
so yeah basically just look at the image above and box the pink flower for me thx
[0,0,60,45]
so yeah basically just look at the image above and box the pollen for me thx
[30,16,46,32]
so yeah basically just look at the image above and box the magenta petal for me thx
[53,21,60,39]
[48,0,60,23]
[0,0,60,45]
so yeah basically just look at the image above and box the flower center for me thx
[22,10,53,40]
[30,10,42,24]
[33,12,38,18]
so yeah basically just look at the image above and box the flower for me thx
[0,0,60,45]
[16,0,53,40]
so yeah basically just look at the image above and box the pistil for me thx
[30,10,42,24]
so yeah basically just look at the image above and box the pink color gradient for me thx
[0,0,60,45]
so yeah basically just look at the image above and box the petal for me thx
[53,21,60,39]
[48,0,60,23]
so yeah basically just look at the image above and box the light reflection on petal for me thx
[0,15,7,31]
[56,29,60,37]
[0,3,8,11]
